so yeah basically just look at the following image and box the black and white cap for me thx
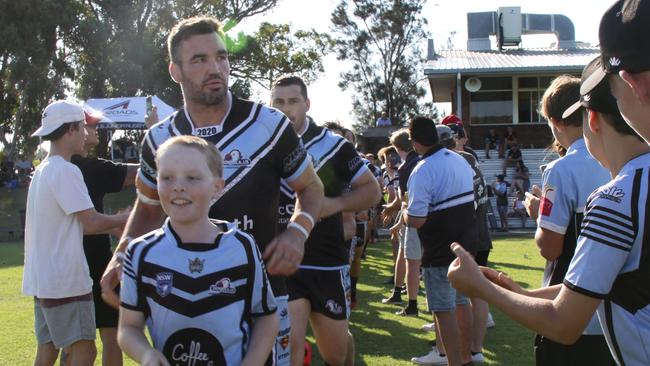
[563,57,620,119]
[581,0,650,95]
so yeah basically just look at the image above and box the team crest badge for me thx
[155,272,173,297]
[210,277,237,295]
[223,149,251,166]
[188,257,205,274]
[280,335,290,349]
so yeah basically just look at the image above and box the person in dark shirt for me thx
[502,143,523,175]
[484,128,501,159]
[70,118,137,366]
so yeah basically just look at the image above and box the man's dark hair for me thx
[323,121,345,135]
[408,116,439,146]
[273,75,308,100]
[41,122,81,142]
[167,16,226,65]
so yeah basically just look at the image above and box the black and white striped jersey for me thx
[278,118,368,267]
[139,93,309,257]
[564,152,650,366]
[121,219,276,365]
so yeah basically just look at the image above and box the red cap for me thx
[441,114,462,126]
[84,111,103,126]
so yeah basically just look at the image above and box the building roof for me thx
[424,47,599,75]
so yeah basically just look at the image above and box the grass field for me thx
[0,234,543,365]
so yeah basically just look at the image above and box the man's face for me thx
[84,125,99,149]
[271,84,310,132]
[171,32,230,107]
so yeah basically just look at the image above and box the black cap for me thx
[447,123,466,139]
[563,57,620,119]
[582,0,650,94]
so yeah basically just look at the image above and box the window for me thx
[517,76,553,123]
[469,77,513,125]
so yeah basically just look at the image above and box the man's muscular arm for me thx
[321,170,381,218]
[101,176,166,308]
[264,163,323,275]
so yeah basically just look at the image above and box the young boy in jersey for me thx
[23,100,129,366]
[524,74,613,365]
[449,52,650,366]
[118,136,279,365]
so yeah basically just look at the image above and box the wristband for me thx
[295,211,315,228]
[287,222,310,240]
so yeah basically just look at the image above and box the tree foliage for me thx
[331,0,430,131]
[229,22,332,91]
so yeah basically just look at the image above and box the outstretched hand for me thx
[447,243,490,298]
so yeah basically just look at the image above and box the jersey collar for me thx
[566,138,586,156]
[163,218,229,251]
[182,91,233,135]
[420,144,445,160]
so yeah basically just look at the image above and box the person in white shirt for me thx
[23,100,129,366]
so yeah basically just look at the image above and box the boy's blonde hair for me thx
[156,136,223,178]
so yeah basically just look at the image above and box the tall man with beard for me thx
[100,17,324,366]
[271,76,381,366]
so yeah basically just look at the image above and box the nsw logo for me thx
[209,277,237,295]
[223,149,251,167]
[599,186,625,203]
[155,272,173,297]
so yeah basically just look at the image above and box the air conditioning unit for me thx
[497,7,522,48]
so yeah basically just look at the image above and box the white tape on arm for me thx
[137,190,160,205]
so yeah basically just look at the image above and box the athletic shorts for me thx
[534,334,615,366]
[422,267,469,312]
[355,222,367,248]
[269,296,291,366]
[34,295,96,348]
[475,249,490,267]
[401,226,422,260]
[287,267,351,320]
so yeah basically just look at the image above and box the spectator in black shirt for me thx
[502,143,523,175]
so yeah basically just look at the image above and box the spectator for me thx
[513,160,530,194]
[492,174,510,231]
[376,112,392,127]
[511,191,528,228]
[484,128,501,159]
[502,143,522,175]
[499,126,518,157]
[447,122,479,161]
[22,100,129,366]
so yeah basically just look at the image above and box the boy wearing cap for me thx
[22,100,129,366]
[525,74,612,365]
[448,54,650,366]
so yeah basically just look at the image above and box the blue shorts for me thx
[422,266,469,312]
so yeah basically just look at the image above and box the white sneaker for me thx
[420,322,436,332]
[472,352,485,363]
[486,312,495,328]
[411,348,447,365]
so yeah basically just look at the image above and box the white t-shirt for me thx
[22,155,94,298]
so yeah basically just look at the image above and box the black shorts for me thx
[355,222,367,248]
[87,251,119,329]
[474,250,490,267]
[534,334,615,366]
[287,267,351,320]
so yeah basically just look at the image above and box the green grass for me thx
[0,234,543,365]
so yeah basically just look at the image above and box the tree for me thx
[228,22,332,91]
[331,0,429,131]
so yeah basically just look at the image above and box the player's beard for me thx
[184,73,228,107]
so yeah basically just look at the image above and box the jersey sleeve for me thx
[563,190,634,298]
[406,166,432,218]
[138,130,159,190]
[248,236,277,316]
[538,162,574,234]
[51,164,94,215]
[335,141,368,185]
[120,240,144,311]
[275,121,309,183]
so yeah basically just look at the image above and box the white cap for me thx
[32,100,85,137]
[436,124,454,140]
